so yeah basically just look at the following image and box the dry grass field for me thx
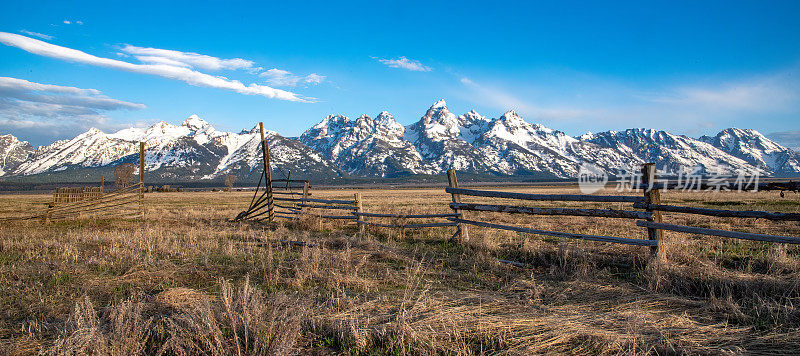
[1,186,799,354]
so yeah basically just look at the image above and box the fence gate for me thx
[43,142,146,222]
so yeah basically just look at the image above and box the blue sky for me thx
[1,0,799,147]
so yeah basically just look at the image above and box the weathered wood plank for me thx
[635,221,800,244]
[633,202,800,221]
[298,203,357,210]
[356,221,402,228]
[351,212,460,218]
[272,191,304,196]
[450,203,651,219]
[449,217,658,246]
[445,187,645,203]
[402,222,458,228]
[498,259,524,267]
[273,196,356,205]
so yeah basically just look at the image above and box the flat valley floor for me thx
[1,186,799,354]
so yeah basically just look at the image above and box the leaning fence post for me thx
[139,142,145,219]
[355,193,364,238]
[447,169,469,243]
[258,122,274,223]
[641,163,662,256]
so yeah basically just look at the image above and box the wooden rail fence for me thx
[40,142,146,223]
[443,164,800,255]
[234,122,799,258]
[444,168,658,247]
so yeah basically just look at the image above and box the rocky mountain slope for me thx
[1,100,798,182]
[0,134,34,176]
[3,116,338,182]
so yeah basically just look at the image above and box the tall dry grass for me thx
[0,186,798,354]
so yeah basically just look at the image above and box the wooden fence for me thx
[44,182,144,222]
[41,142,146,223]
[52,186,104,204]
[444,164,800,254]
[234,121,799,256]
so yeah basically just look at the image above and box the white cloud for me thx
[376,56,431,72]
[63,20,71,25]
[0,77,145,110]
[119,44,256,71]
[19,30,53,40]
[0,32,310,102]
[259,68,325,87]
[0,77,146,141]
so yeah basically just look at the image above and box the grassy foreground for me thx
[1,187,799,354]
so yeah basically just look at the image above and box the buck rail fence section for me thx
[445,168,659,250]
[0,142,147,223]
[42,142,147,223]
[444,164,800,255]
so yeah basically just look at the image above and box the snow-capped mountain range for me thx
[2,100,799,182]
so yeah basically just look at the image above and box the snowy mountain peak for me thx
[421,99,457,126]
[182,115,212,132]
[315,114,350,129]
[699,127,800,174]
[3,102,800,181]
[459,110,487,124]
[498,110,525,124]
[578,132,595,141]
[375,110,393,122]
[85,127,105,136]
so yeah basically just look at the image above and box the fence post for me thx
[301,181,309,214]
[259,122,274,223]
[139,142,145,219]
[355,193,364,238]
[641,163,662,256]
[447,169,469,243]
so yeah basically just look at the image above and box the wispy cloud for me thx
[767,131,800,151]
[0,32,311,102]
[456,64,800,137]
[459,76,588,120]
[19,30,53,40]
[0,77,145,142]
[644,77,797,111]
[119,45,255,71]
[62,20,82,25]
[376,56,431,72]
[259,68,325,87]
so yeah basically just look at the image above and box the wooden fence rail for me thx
[637,221,800,244]
[450,202,652,220]
[449,217,659,247]
[632,202,800,221]
[445,187,645,203]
